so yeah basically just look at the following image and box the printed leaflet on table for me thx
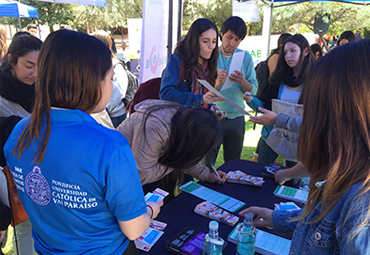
[228,223,291,255]
[179,181,245,212]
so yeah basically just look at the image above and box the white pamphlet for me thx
[221,51,245,90]
[198,79,251,116]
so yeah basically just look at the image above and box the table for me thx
[138,159,294,254]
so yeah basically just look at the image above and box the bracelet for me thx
[146,204,154,219]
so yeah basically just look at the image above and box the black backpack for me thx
[254,57,270,98]
[113,61,139,106]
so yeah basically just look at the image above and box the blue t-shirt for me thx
[4,109,147,254]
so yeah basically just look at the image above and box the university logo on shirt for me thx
[25,165,51,206]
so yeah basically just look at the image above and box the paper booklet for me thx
[228,223,291,255]
[273,185,308,204]
[226,170,265,186]
[135,220,167,252]
[194,201,239,226]
[136,188,169,252]
[144,187,169,203]
[274,202,301,211]
[197,79,251,116]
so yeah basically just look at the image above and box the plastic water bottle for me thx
[203,221,224,255]
[236,212,256,255]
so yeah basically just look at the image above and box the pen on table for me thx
[210,164,224,184]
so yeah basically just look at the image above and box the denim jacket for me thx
[273,181,370,254]
[159,53,203,107]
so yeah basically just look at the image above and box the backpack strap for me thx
[178,60,185,85]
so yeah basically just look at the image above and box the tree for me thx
[269,2,370,35]
[72,0,142,32]
[182,1,370,37]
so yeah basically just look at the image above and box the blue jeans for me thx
[258,138,296,167]
[110,113,127,128]
[202,116,245,169]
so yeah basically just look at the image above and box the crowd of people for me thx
[0,17,369,254]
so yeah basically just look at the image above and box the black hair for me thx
[270,33,292,56]
[336,31,356,47]
[310,43,323,59]
[0,33,42,73]
[143,102,221,196]
[220,16,247,41]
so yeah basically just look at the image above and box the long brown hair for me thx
[298,39,370,227]
[269,34,314,87]
[14,30,112,163]
[0,24,7,61]
[175,18,219,86]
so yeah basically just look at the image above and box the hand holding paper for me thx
[198,79,251,116]
[221,51,245,90]
[203,91,223,105]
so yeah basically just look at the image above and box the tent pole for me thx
[167,0,173,60]
[177,0,183,43]
[262,1,273,61]
[18,17,21,30]
[37,19,41,38]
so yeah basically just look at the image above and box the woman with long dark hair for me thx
[4,30,162,255]
[244,34,315,167]
[241,39,370,254]
[0,33,42,118]
[160,18,224,110]
[0,32,42,255]
[336,30,356,47]
[117,99,226,198]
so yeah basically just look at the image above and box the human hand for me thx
[229,70,245,85]
[274,169,291,185]
[0,230,6,242]
[210,105,225,120]
[249,107,278,126]
[239,206,273,228]
[217,69,228,85]
[243,91,253,102]
[205,170,227,184]
[203,92,223,105]
[146,200,163,219]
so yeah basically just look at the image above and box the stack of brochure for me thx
[194,201,239,226]
[135,188,169,252]
[273,185,308,204]
[226,170,265,186]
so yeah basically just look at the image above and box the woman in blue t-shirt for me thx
[4,30,162,255]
